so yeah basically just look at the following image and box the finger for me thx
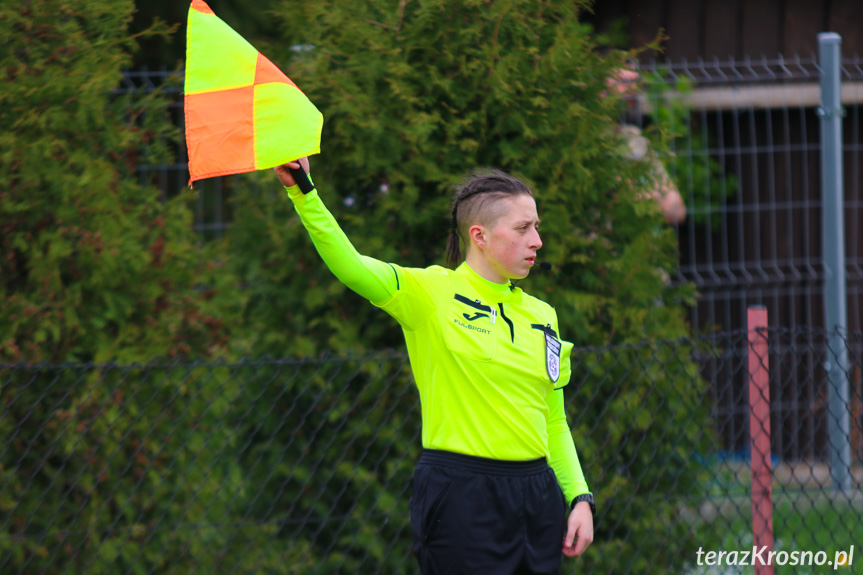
[561,526,575,555]
[573,533,590,557]
[274,164,299,187]
[273,162,299,176]
[564,519,578,549]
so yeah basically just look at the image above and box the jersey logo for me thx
[462,312,490,322]
[454,294,496,324]
[545,332,561,383]
[533,324,561,383]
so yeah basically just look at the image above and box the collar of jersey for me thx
[457,262,522,302]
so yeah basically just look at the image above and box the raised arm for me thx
[275,160,397,306]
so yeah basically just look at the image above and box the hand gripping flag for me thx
[184,0,322,186]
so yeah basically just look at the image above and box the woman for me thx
[275,159,594,574]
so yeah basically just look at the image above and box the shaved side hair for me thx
[445,169,533,268]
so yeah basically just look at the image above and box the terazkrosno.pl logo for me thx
[695,545,854,569]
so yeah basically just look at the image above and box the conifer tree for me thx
[0,1,223,364]
[0,3,284,572]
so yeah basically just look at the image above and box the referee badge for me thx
[545,332,561,383]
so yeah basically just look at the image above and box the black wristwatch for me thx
[571,493,596,517]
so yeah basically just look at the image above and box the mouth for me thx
[525,257,536,265]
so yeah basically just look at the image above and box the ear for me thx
[468,224,486,250]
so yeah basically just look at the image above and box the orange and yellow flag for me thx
[184,0,322,185]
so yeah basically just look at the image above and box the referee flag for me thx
[184,0,322,186]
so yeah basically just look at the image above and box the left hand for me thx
[562,501,594,557]
[274,156,311,188]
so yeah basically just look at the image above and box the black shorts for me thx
[410,449,568,575]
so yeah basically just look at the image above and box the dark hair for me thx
[445,169,533,268]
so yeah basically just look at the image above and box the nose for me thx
[530,228,543,250]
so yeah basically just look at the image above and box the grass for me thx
[683,461,863,574]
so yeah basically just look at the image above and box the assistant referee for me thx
[276,159,594,574]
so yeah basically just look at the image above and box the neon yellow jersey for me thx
[287,186,590,503]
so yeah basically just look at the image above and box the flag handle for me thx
[289,164,315,194]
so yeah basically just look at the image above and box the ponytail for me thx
[445,213,462,268]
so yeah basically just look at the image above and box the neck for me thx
[464,252,508,285]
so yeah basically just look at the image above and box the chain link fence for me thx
[2,327,861,574]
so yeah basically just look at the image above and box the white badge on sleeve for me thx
[545,332,561,383]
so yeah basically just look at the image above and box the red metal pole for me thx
[748,306,774,575]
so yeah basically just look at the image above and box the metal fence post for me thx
[748,306,774,575]
[818,32,852,492]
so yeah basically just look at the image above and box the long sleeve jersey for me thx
[286,185,590,505]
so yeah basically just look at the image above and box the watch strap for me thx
[570,492,596,517]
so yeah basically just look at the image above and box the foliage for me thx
[215,1,709,573]
[130,0,282,69]
[0,2,276,573]
[0,0,225,365]
[0,362,301,574]
[228,355,422,573]
[567,340,714,574]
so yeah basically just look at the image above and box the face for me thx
[471,194,542,282]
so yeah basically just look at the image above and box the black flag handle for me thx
[288,162,315,194]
